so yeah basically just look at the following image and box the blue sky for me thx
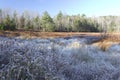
[0,0,120,17]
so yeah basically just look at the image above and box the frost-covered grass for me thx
[0,36,120,80]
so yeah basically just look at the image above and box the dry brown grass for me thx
[0,30,120,41]
[92,33,120,51]
[0,30,101,38]
[0,31,120,51]
[0,30,120,50]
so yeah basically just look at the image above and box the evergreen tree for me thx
[41,11,55,32]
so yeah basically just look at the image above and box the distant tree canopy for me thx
[41,11,55,32]
[0,9,119,32]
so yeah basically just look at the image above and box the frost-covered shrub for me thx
[0,36,120,80]
[107,44,120,53]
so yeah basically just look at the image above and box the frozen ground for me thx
[0,36,120,80]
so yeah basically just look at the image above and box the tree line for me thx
[0,9,119,32]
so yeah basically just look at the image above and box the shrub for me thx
[0,37,120,80]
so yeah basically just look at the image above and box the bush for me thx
[0,37,120,80]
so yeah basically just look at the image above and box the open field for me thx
[0,30,120,41]
[0,30,102,38]
[0,31,120,80]
[0,30,120,51]
[0,31,120,49]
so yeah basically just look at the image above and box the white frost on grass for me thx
[107,44,120,53]
[0,36,120,80]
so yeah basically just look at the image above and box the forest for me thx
[0,9,120,32]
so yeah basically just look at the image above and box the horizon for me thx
[0,0,120,17]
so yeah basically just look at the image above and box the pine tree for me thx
[41,11,55,32]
